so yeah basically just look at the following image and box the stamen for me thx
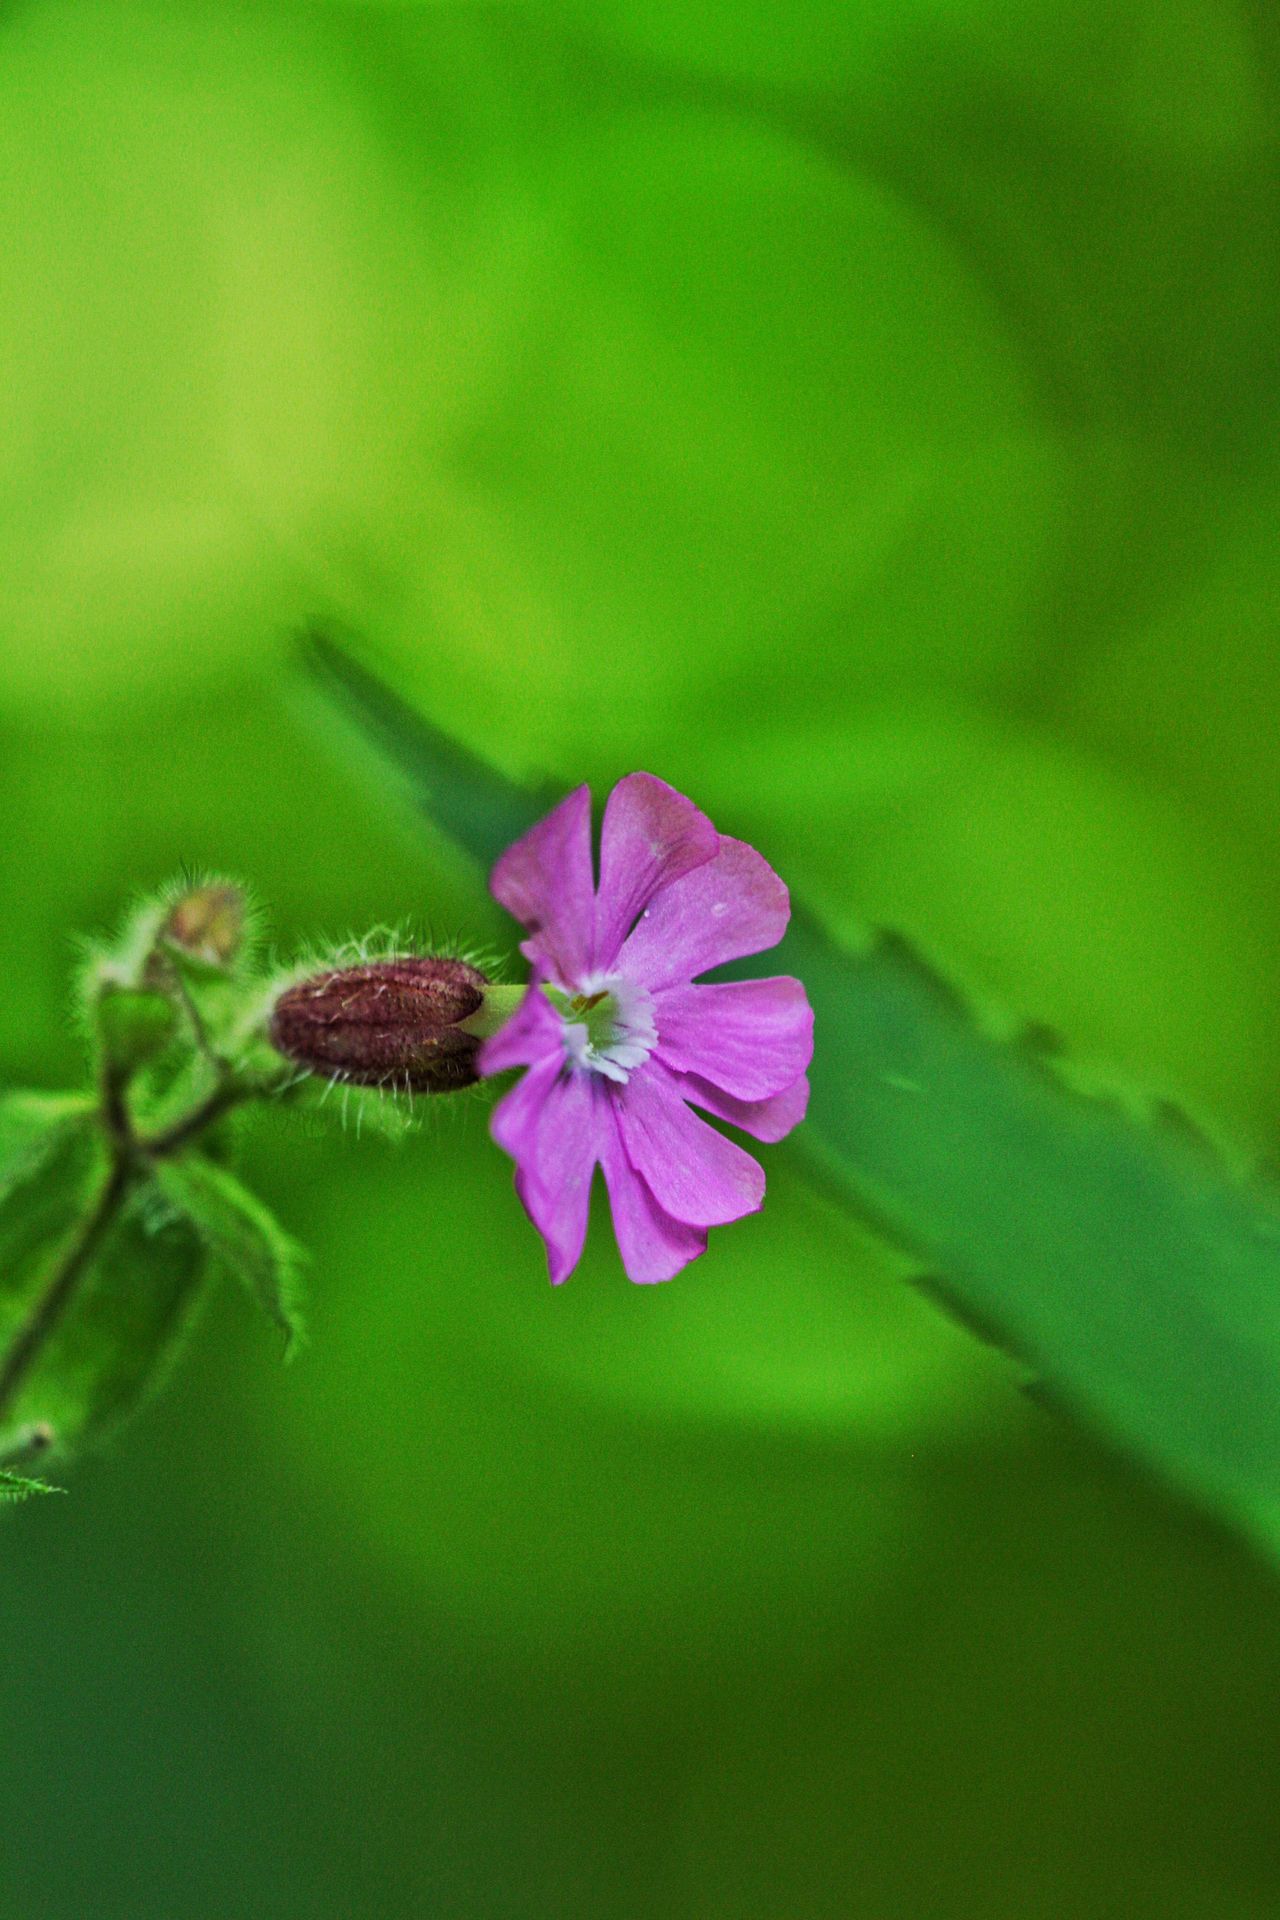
[545,973,656,1084]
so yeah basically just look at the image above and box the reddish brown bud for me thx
[163,885,245,967]
[268,956,489,1093]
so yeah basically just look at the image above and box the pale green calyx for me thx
[457,982,528,1041]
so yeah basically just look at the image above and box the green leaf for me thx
[0,1091,213,1451]
[152,1155,305,1355]
[0,1171,209,1451]
[787,918,1280,1544]
[308,641,1280,1564]
[0,1469,62,1504]
[0,1098,105,1335]
[303,629,552,870]
[0,1090,96,1209]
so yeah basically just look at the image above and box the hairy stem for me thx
[140,1079,247,1159]
[0,1068,265,1428]
[0,1149,132,1425]
[161,949,221,1075]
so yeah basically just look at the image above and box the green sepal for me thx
[159,881,248,974]
[280,1075,434,1144]
[84,873,256,987]
[152,1155,306,1356]
[77,876,266,1103]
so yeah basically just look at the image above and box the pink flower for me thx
[479,773,813,1284]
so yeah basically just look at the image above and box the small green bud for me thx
[161,884,246,969]
[269,956,493,1094]
[95,985,178,1076]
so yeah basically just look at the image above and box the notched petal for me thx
[593,772,719,970]
[617,1060,765,1228]
[599,1098,707,1283]
[490,783,594,985]
[679,1072,810,1144]
[653,976,813,1101]
[491,1064,603,1284]
[618,836,790,991]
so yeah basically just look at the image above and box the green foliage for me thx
[11,1183,211,1450]
[312,640,1280,1563]
[0,1091,96,1209]
[0,1470,61,1504]
[0,862,498,1479]
[0,1100,106,1326]
[0,1093,211,1453]
[791,917,1280,1556]
[0,879,360,1473]
[153,1156,306,1356]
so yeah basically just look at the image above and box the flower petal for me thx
[653,976,813,1101]
[478,977,562,1076]
[617,835,790,991]
[598,1096,707,1284]
[592,772,719,970]
[616,1058,765,1228]
[490,783,594,985]
[491,1061,602,1283]
[489,1052,559,1162]
[515,1163,593,1287]
[679,1071,810,1144]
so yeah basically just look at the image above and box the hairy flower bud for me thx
[269,956,492,1094]
[162,884,245,969]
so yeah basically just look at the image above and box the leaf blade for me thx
[303,629,547,870]
[0,1090,97,1211]
[152,1155,306,1355]
[0,1469,62,1504]
[0,1151,210,1453]
[786,913,1280,1541]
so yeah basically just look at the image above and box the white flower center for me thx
[544,972,656,1085]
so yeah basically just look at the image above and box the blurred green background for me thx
[3,2,1280,1914]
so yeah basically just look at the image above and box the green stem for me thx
[0,1067,268,1428]
[0,1148,132,1425]
[170,962,216,1061]
[140,1079,247,1159]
